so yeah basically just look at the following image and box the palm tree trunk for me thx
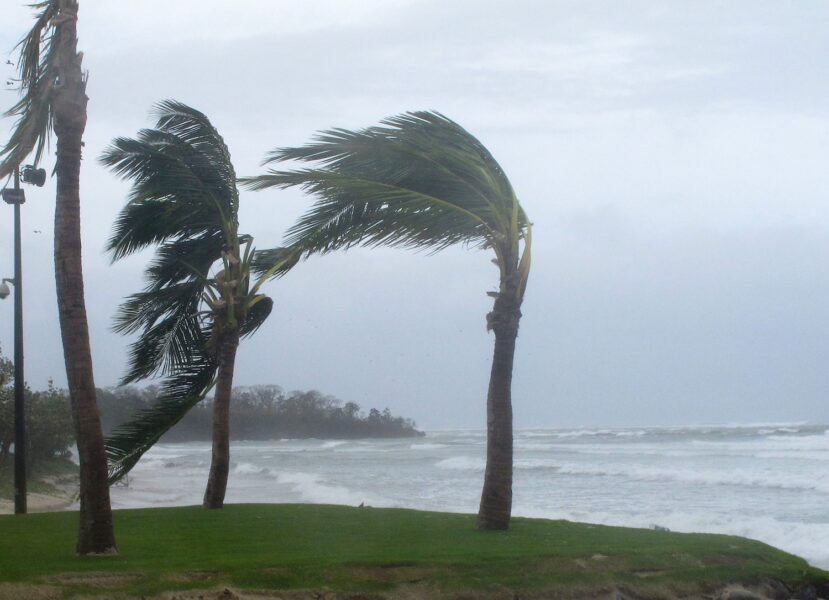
[476,285,522,530]
[52,0,116,555]
[203,328,240,509]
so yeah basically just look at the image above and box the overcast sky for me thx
[1,1,828,429]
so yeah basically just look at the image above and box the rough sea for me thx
[105,424,829,569]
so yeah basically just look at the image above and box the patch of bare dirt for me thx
[0,583,62,600]
[46,571,143,588]
[165,571,221,584]
[344,565,450,585]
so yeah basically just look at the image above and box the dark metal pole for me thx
[12,166,26,515]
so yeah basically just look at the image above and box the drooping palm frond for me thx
[103,294,275,484]
[0,1,57,177]
[240,295,273,338]
[241,112,530,279]
[117,301,204,384]
[104,347,216,484]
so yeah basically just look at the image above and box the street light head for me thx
[21,165,46,187]
[0,281,10,300]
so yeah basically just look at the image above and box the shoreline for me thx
[0,490,75,514]
[0,478,77,515]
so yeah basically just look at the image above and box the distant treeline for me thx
[98,385,423,441]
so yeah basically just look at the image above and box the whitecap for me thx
[411,443,448,450]
[435,456,485,471]
[274,471,365,505]
[552,462,829,494]
[234,462,268,475]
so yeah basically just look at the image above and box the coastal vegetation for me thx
[0,504,825,599]
[1,354,421,481]
[0,0,116,553]
[1,346,420,504]
[0,350,73,470]
[99,385,422,441]
[244,112,531,530]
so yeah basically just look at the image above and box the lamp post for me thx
[2,164,45,515]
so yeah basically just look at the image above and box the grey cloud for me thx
[1,1,828,429]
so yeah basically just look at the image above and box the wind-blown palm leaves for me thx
[0,1,56,177]
[0,0,117,554]
[102,101,283,508]
[243,111,531,529]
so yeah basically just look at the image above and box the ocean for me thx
[106,424,829,569]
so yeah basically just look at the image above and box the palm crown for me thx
[244,111,531,301]
[100,101,274,483]
[0,1,61,177]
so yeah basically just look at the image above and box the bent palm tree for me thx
[0,0,116,554]
[243,112,531,529]
[101,101,292,508]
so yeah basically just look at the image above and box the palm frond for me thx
[240,295,273,338]
[117,305,205,384]
[0,1,57,177]
[241,111,529,260]
[101,105,239,261]
[101,140,226,260]
[153,100,238,213]
[250,246,301,282]
[105,353,217,484]
[247,169,490,256]
[144,236,222,291]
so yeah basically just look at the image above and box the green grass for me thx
[0,504,825,598]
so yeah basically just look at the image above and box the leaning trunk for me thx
[52,0,116,554]
[203,328,240,509]
[476,280,522,530]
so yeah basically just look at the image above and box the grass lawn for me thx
[0,504,825,598]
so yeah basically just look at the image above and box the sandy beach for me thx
[0,482,76,515]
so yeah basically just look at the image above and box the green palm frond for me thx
[153,100,238,213]
[117,303,205,384]
[250,169,491,253]
[101,131,235,260]
[104,352,217,484]
[144,233,225,291]
[104,293,272,484]
[240,295,273,338]
[241,111,530,284]
[0,1,57,177]
[267,112,513,223]
[250,247,301,282]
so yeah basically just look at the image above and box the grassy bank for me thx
[0,504,825,598]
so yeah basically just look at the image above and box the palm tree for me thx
[0,0,116,554]
[101,100,294,508]
[243,112,531,529]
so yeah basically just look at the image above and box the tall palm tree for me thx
[243,112,531,529]
[101,100,293,508]
[0,0,116,554]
